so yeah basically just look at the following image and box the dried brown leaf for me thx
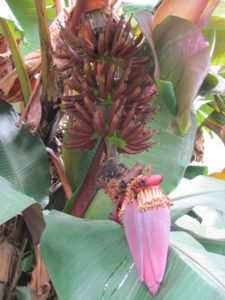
[191,127,204,162]
[28,245,50,300]
[16,75,42,133]
[0,34,12,81]
[0,50,41,101]
[46,147,72,199]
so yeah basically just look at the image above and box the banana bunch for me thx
[56,11,158,154]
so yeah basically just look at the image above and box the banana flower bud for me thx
[114,171,172,295]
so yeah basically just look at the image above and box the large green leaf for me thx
[0,99,49,208]
[84,189,113,219]
[203,16,225,65]
[122,1,161,15]
[6,0,56,56]
[41,210,225,300]
[170,176,225,221]
[201,239,225,255]
[176,215,225,256]
[62,117,98,193]
[63,147,97,192]
[0,0,24,41]
[153,16,210,135]
[0,176,45,244]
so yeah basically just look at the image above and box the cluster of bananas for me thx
[56,11,158,153]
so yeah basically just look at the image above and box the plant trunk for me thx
[0,217,28,300]
[39,100,60,145]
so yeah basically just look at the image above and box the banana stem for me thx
[34,0,53,102]
[105,140,119,161]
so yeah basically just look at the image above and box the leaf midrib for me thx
[0,139,25,193]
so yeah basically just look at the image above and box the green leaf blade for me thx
[41,211,225,300]
[170,176,225,221]
[0,100,49,207]
[6,0,56,55]
[0,176,45,244]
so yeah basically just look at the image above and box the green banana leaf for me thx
[170,176,225,221]
[0,0,24,41]
[6,0,56,55]
[84,189,113,219]
[204,15,225,66]
[175,215,225,256]
[201,239,225,256]
[122,1,161,15]
[63,146,97,192]
[0,99,48,242]
[40,210,225,300]
[0,176,45,244]
[17,286,33,300]
[0,99,49,207]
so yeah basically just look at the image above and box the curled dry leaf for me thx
[0,34,12,80]
[0,50,41,103]
[191,127,204,162]
[28,245,51,300]
[50,9,71,75]
[46,147,72,200]
[0,6,66,104]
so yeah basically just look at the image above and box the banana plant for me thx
[0,0,224,299]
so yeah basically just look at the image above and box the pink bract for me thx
[122,201,170,295]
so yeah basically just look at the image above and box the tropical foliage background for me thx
[0,0,225,299]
